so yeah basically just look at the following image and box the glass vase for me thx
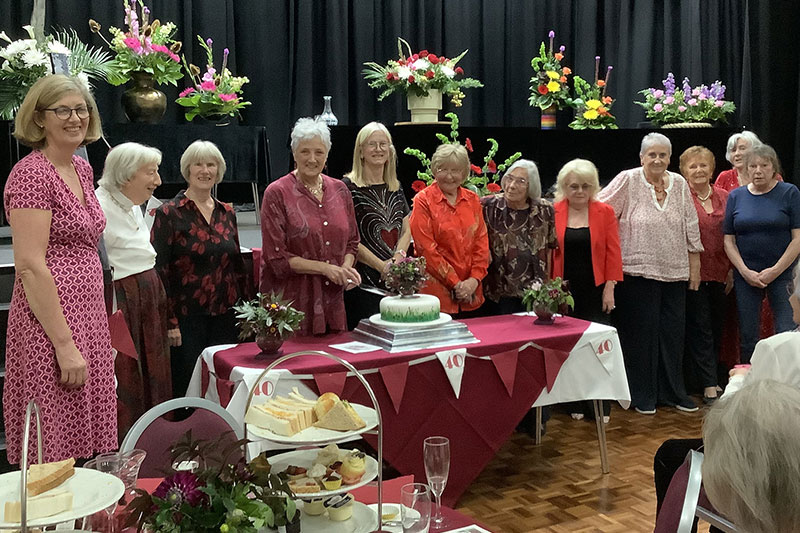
[319,95,338,125]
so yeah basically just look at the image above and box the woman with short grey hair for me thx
[716,130,767,191]
[96,142,172,438]
[481,158,557,314]
[179,140,227,184]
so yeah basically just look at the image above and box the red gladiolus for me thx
[386,72,394,80]
[470,164,483,175]
[538,85,548,94]
[412,180,427,193]
[487,183,501,193]
[412,53,419,61]
[487,159,497,173]
[554,52,564,61]
[428,54,438,64]
[408,75,415,83]
[419,50,428,57]
[398,59,406,66]
[464,138,473,152]
[455,66,464,75]
[425,70,435,79]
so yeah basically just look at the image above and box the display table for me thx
[187,314,630,505]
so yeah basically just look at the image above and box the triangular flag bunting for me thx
[589,336,616,374]
[542,346,571,392]
[379,362,409,414]
[436,348,467,399]
[520,345,547,391]
[314,371,348,397]
[243,372,281,400]
[108,310,138,360]
[216,376,236,408]
[490,349,519,397]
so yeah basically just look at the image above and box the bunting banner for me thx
[589,335,617,374]
[490,349,519,397]
[379,362,409,414]
[314,371,348,397]
[435,348,467,399]
[542,347,571,392]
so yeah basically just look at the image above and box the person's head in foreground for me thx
[702,379,800,532]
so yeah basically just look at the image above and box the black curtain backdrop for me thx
[2,0,798,181]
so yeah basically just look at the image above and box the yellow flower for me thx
[583,109,599,120]
[546,80,560,93]
[585,99,602,110]
[546,70,560,80]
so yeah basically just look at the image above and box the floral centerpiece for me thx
[528,30,573,113]
[405,112,522,196]
[363,37,483,108]
[176,36,250,122]
[124,431,300,532]
[635,72,736,127]
[568,57,617,130]
[521,277,574,325]
[232,292,305,354]
[0,26,112,119]
[383,256,429,296]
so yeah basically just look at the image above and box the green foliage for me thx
[522,277,575,314]
[232,292,305,340]
[383,256,429,296]
[568,75,618,130]
[529,35,574,111]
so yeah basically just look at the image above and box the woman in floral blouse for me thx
[152,140,246,397]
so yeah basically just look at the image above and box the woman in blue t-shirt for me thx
[724,144,800,363]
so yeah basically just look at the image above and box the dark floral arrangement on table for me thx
[568,57,617,130]
[89,0,183,86]
[363,37,483,106]
[123,431,298,532]
[175,35,251,122]
[528,30,573,111]
[0,26,112,119]
[383,256,429,296]
[635,72,736,126]
[404,112,522,196]
[232,292,305,341]
[521,277,574,315]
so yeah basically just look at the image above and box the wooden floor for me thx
[455,402,710,532]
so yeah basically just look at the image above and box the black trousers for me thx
[614,275,692,410]
[171,310,239,398]
[685,282,726,391]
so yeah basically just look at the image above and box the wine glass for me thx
[423,436,450,530]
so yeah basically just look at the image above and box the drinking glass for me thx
[423,436,450,530]
[93,452,122,533]
[400,483,431,533]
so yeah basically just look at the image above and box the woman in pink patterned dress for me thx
[3,75,116,463]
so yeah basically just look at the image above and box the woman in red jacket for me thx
[552,158,623,422]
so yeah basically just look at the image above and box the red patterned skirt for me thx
[114,269,173,440]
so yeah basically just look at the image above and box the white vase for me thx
[407,89,442,123]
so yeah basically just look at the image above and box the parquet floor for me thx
[455,403,710,532]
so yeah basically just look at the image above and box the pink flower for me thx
[179,87,195,98]
[219,93,237,102]
[688,98,698,106]
[123,37,142,53]
[653,103,663,112]
[698,94,707,100]
[200,80,216,91]
[202,68,216,83]
[664,96,674,105]
[652,89,664,99]
[714,100,725,107]
[678,105,687,112]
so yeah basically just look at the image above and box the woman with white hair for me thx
[96,142,172,436]
[715,130,785,191]
[597,132,703,414]
[151,140,246,397]
[260,117,360,335]
[480,159,556,314]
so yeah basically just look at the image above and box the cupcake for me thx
[303,498,326,516]
[324,493,354,521]
[339,451,366,485]
[321,471,342,491]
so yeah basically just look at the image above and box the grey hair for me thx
[743,144,782,178]
[502,159,541,201]
[554,158,600,202]
[640,132,672,157]
[180,140,227,184]
[98,142,162,191]
[703,379,800,533]
[725,130,763,163]
[290,117,331,153]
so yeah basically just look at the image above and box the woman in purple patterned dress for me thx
[3,75,116,463]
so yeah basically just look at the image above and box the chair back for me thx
[654,450,705,533]
[120,397,244,478]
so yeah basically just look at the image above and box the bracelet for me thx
[393,249,407,258]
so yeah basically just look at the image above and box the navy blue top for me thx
[723,181,800,275]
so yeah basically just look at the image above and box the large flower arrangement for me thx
[521,277,574,315]
[363,38,483,106]
[383,256,429,296]
[529,31,573,111]
[635,73,736,126]
[175,36,250,121]
[405,112,522,196]
[0,26,112,119]
[89,0,183,86]
[124,432,299,532]
[569,57,617,130]
[232,292,305,341]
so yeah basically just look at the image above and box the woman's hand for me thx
[602,283,616,313]
[757,266,780,286]
[741,267,767,288]
[167,327,182,347]
[724,269,734,295]
[323,264,352,286]
[454,278,479,302]
[342,266,361,291]
[55,344,88,388]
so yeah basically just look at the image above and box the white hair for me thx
[725,131,763,163]
[502,159,541,201]
[99,142,162,191]
[640,132,672,157]
[290,117,331,153]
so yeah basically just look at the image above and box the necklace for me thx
[108,191,140,230]
[696,187,712,202]
[303,175,323,197]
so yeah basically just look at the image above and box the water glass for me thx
[400,483,431,533]
[423,436,450,530]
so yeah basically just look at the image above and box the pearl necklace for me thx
[696,188,712,202]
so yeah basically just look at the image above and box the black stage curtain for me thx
[2,0,798,181]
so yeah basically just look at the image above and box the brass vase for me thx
[121,71,167,123]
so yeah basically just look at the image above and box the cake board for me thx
[350,315,479,353]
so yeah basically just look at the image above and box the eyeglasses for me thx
[41,106,91,120]
[364,141,389,150]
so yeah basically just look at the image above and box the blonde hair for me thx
[430,144,470,182]
[344,122,399,191]
[678,146,716,177]
[180,140,227,184]
[14,74,102,149]
[554,158,600,202]
[703,379,800,533]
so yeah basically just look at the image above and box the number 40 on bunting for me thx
[436,348,467,398]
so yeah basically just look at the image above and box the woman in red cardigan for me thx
[552,158,623,422]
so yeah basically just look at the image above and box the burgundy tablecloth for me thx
[207,314,591,506]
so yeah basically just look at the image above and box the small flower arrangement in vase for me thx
[175,35,251,123]
[232,292,305,355]
[384,256,429,297]
[405,112,522,196]
[569,57,618,130]
[635,72,736,127]
[363,38,483,122]
[529,30,573,128]
[521,277,574,325]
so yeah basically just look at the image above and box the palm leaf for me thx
[0,80,26,120]
[53,28,113,82]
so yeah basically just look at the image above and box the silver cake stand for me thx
[351,314,478,353]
